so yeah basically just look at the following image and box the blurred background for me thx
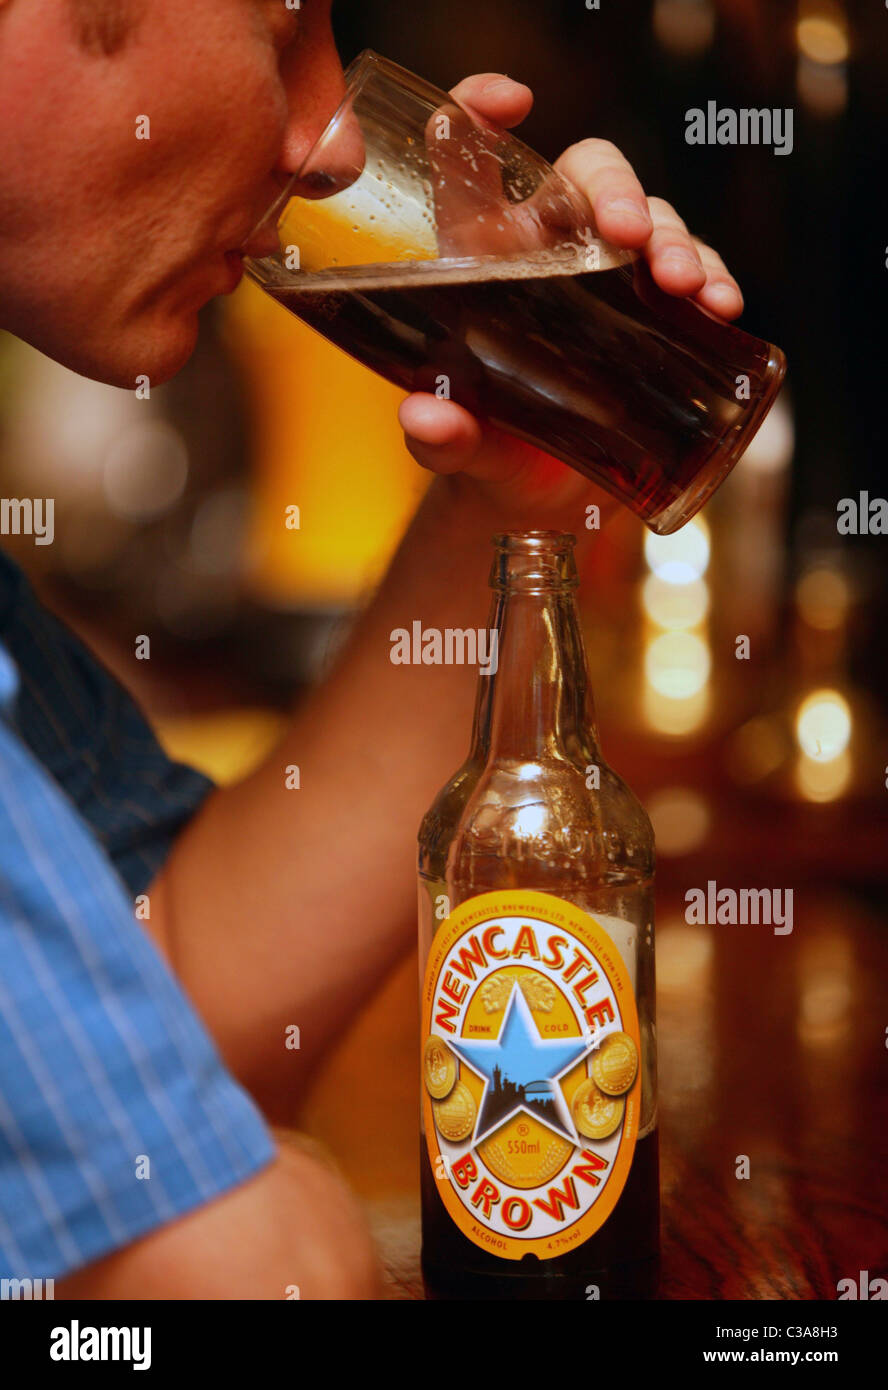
[1,0,886,1294]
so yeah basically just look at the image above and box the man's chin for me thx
[37,311,201,390]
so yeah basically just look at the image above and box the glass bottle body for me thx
[418,534,658,1299]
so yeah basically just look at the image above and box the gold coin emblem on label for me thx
[433,1080,476,1142]
[571,1077,624,1139]
[591,1031,638,1096]
[478,1123,574,1189]
[423,1035,457,1100]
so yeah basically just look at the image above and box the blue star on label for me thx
[449,981,595,1145]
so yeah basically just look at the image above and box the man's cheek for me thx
[213,60,289,172]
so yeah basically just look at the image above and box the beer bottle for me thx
[418,531,658,1299]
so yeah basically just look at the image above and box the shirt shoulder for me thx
[0,550,214,897]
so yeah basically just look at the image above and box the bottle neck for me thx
[470,537,599,764]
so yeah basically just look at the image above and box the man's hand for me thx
[398,73,744,525]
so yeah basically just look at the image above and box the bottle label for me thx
[421,890,640,1261]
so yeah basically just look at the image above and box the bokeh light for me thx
[740,391,795,475]
[726,715,789,786]
[652,0,716,59]
[795,565,852,631]
[795,749,852,802]
[796,931,854,1045]
[796,55,848,116]
[642,574,709,630]
[656,919,714,990]
[643,685,709,737]
[796,4,850,65]
[795,689,852,761]
[644,519,710,585]
[645,631,711,699]
[103,421,188,522]
[647,787,711,856]
[795,3,849,117]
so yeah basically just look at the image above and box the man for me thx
[0,0,742,1298]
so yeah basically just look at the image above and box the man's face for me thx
[0,0,343,386]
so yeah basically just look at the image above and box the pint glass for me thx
[245,51,786,534]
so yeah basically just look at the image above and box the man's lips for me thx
[206,217,282,296]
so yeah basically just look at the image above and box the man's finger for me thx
[398,393,540,489]
[448,74,534,129]
[644,196,707,295]
[398,394,484,475]
[424,100,511,254]
[691,237,744,319]
[554,139,653,247]
[426,81,540,258]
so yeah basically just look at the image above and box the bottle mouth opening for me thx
[490,532,579,590]
[493,530,577,550]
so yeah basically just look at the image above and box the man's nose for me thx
[288,103,366,199]
[276,49,365,200]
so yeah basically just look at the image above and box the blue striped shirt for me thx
[0,550,275,1280]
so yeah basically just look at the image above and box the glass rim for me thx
[493,531,578,549]
[244,243,636,295]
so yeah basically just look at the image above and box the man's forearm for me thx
[150,473,547,1111]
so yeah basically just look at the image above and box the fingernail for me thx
[662,248,703,272]
[707,280,742,308]
[602,197,652,225]
[483,77,515,93]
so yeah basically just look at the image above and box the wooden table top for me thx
[299,885,888,1300]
